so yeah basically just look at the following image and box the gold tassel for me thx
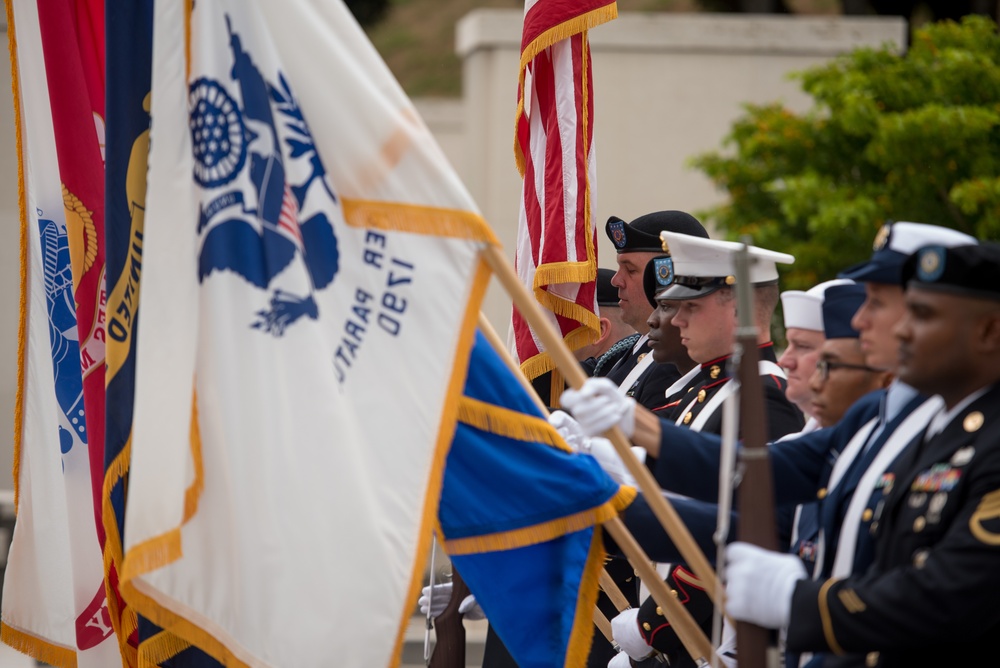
[7,0,28,513]
[0,625,77,668]
[137,630,192,668]
[458,396,567,450]
[445,489,636,556]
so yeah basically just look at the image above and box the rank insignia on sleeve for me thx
[837,588,867,614]
[970,489,1000,546]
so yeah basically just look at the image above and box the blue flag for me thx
[105,2,220,665]
[440,331,635,667]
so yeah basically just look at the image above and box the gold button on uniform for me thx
[643,622,652,631]
[913,516,926,532]
[817,488,828,500]
[913,549,929,569]
[866,651,880,667]
[671,589,678,597]
[964,411,984,433]
[862,509,874,522]
[655,606,663,616]
[697,389,707,403]
[710,365,721,379]
[683,413,693,424]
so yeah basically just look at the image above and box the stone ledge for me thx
[457,9,907,58]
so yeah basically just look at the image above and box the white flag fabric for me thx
[1,1,120,666]
[119,0,497,666]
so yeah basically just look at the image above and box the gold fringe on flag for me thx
[443,485,636,556]
[0,625,77,668]
[342,198,498,245]
[457,396,570,451]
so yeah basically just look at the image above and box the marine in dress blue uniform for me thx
[614,233,804,666]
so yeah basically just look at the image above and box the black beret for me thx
[596,267,619,306]
[605,210,709,254]
[902,242,1000,302]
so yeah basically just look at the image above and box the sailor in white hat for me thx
[645,231,804,437]
[778,278,855,431]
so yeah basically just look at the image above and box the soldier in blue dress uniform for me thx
[725,242,1000,668]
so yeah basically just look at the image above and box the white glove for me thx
[724,541,807,629]
[586,438,644,487]
[610,608,653,660]
[560,378,637,438]
[419,582,453,618]
[548,410,587,451]
[607,651,633,668]
[418,583,486,620]
[457,594,486,621]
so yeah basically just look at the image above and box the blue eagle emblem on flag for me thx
[194,16,340,336]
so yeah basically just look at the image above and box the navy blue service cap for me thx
[839,221,977,284]
[781,278,855,332]
[902,243,1000,302]
[596,267,619,307]
[821,283,867,339]
[605,210,708,254]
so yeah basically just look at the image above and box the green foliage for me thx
[690,15,1000,290]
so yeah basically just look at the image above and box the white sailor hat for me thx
[780,278,855,332]
[655,232,795,300]
[839,221,977,284]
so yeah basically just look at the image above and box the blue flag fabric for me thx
[440,331,635,667]
[105,2,220,665]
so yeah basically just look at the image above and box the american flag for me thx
[511,0,616,388]
[277,183,304,247]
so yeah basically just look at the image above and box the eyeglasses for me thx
[816,358,878,382]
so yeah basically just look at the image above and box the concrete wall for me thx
[453,10,907,335]
[0,12,906,491]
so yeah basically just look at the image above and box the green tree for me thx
[691,15,1000,290]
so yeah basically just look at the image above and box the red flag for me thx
[512,0,616,385]
[37,0,107,545]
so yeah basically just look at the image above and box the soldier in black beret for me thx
[725,242,1000,668]
[597,211,710,410]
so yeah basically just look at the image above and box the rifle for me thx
[428,567,471,668]
[732,239,781,668]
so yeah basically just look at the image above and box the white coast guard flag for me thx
[119,1,497,666]
[1,1,119,666]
